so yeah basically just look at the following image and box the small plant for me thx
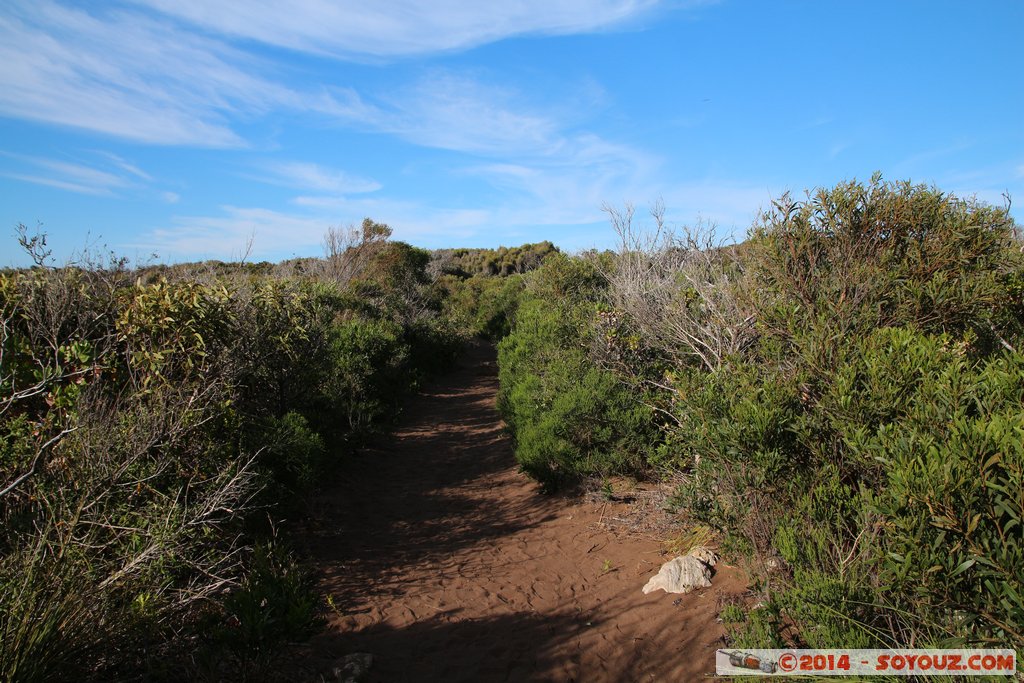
[325,593,343,617]
[600,559,614,574]
[204,541,321,677]
[599,479,614,501]
[719,604,746,624]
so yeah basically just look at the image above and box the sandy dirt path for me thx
[294,342,746,682]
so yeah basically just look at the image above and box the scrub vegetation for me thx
[3,174,1022,678]
[0,218,549,681]
[497,175,1024,654]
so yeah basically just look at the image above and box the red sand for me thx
[294,342,747,681]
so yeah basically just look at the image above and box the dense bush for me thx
[1,266,255,681]
[849,330,1023,646]
[684,179,1021,651]
[431,242,553,340]
[438,274,526,339]
[429,241,558,278]
[0,224,465,680]
[498,254,655,489]
[496,177,1024,655]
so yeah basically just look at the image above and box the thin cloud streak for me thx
[93,152,154,181]
[0,151,138,195]
[382,74,560,156]
[0,2,357,146]
[2,173,113,196]
[129,0,677,58]
[250,161,382,195]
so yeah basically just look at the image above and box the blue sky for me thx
[1,1,1021,265]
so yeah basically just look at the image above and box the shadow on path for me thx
[289,341,744,681]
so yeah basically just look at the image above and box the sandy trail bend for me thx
[297,343,745,682]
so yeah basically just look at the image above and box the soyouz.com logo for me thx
[715,649,1017,676]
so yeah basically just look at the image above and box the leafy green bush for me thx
[430,241,558,278]
[207,541,320,668]
[498,256,656,489]
[654,361,804,549]
[496,177,1024,654]
[260,411,326,499]
[0,225,465,678]
[702,181,1021,650]
[852,334,1024,646]
[324,317,409,434]
[435,272,526,339]
[0,547,118,683]
[474,276,526,339]
[747,174,1019,363]
[405,316,466,378]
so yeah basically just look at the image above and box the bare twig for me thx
[0,427,77,498]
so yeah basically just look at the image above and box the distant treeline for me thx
[119,239,559,283]
[429,241,558,277]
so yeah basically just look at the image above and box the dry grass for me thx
[583,474,715,552]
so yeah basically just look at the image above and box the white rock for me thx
[689,546,718,567]
[642,549,716,595]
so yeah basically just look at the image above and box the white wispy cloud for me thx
[0,2,351,146]
[129,64,771,258]
[93,152,154,181]
[0,150,193,205]
[129,200,491,259]
[0,151,138,195]
[134,206,332,258]
[384,75,561,156]
[891,142,975,176]
[323,71,662,214]
[0,4,238,146]
[3,173,113,196]
[1,0,742,256]
[828,141,852,159]
[0,1,696,147]
[129,0,678,58]
[658,181,776,236]
[251,161,382,195]
[177,66,654,243]
[937,167,1019,213]
[313,72,565,157]
[134,172,773,261]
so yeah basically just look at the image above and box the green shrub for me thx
[436,273,526,339]
[748,174,1019,362]
[497,256,656,489]
[0,228,465,678]
[474,276,526,339]
[204,542,320,676]
[404,316,465,378]
[229,279,339,421]
[853,340,1024,646]
[323,317,409,435]
[260,411,326,499]
[652,361,803,549]
[495,177,1023,654]
[0,549,115,683]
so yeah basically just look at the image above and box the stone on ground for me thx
[642,546,718,595]
[330,652,373,682]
